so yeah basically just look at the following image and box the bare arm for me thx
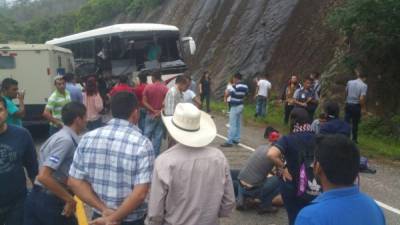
[67,177,108,213]
[142,95,156,114]
[42,108,63,127]
[37,167,76,217]
[267,146,292,181]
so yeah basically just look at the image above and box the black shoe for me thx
[232,140,240,145]
[257,206,279,214]
[221,143,233,147]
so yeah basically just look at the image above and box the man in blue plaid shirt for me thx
[68,92,155,225]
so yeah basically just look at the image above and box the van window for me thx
[0,56,16,69]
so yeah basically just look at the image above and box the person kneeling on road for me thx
[234,127,282,214]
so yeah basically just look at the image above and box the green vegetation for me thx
[211,100,400,160]
[0,0,162,43]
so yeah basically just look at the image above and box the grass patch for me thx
[210,100,400,161]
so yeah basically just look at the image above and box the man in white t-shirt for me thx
[183,89,201,108]
[254,74,272,118]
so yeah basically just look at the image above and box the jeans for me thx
[93,212,144,225]
[24,186,77,225]
[227,104,244,144]
[237,176,280,209]
[280,180,311,225]
[284,104,294,124]
[201,93,210,112]
[345,103,361,142]
[255,96,267,117]
[0,197,25,225]
[87,118,103,131]
[144,113,165,156]
[138,108,147,134]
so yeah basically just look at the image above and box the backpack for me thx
[293,136,322,202]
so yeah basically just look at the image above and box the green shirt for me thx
[147,44,161,61]
[4,96,22,126]
[45,90,71,126]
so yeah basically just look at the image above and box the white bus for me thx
[0,44,74,127]
[46,23,196,81]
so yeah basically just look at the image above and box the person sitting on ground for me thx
[267,108,320,225]
[146,103,235,225]
[108,75,134,97]
[235,126,282,214]
[320,101,351,137]
[295,135,386,225]
[310,113,327,135]
[1,78,25,126]
[24,102,87,225]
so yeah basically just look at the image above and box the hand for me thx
[17,91,25,101]
[61,199,76,217]
[102,208,115,217]
[152,110,161,118]
[281,168,293,182]
[89,216,119,225]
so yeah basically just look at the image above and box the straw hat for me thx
[162,103,216,147]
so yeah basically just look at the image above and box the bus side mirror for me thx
[181,37,196,55]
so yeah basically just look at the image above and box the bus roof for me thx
[0,44,72,54]
[45,23,180,45]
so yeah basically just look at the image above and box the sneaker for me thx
[232,140,240,145]
[257,206,279,214]
[220,143,233,147]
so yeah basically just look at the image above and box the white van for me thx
[0,44,74,127]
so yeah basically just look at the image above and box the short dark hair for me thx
[119,75,128,84]
[1,78,18,91]
[234,72,242,80]
[324,101,340,119]
[175,75,190,84]
[138,72,148,84]
[315,135,360,185]
[311,72,321,79]
[151,70,162,81]
[64,73,74,82]
[290,107,309,126]
[111,92,138,120]
[304,77,313,83]
[0,97,7,109]
[62,102,86,126]
[264,126,278,139]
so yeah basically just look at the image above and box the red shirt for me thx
[109,83,134,97]
[133,83,147,107]
[143,82,169,114]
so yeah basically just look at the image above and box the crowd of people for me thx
[0,68,386,225]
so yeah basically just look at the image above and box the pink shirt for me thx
[83,93,103,121]
[143,82,169,115]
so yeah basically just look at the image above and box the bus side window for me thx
[0,56,16,69]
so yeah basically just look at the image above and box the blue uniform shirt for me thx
[295,186,386,225]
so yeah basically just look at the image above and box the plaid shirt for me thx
[163,86,183,116]
[69,119,154,222]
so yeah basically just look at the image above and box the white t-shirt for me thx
[257,79,272,97]
[183,90,196,104]
[226,84,234,102]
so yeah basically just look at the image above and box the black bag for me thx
[293,136,322,202]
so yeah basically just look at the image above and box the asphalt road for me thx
[33,113,400,225]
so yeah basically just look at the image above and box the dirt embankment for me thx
[117,0,343,98]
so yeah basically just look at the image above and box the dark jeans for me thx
[24,186,77,225]
[284,104,294,124]
[138,108,147,134]
[345,103,361,142]
[93,212,144,225]
[87,118,103,131]
[237,176,280,208]
[280,180,311,225]
[255,96,267,117]
[201,93,210,112]
[0,197,25,225]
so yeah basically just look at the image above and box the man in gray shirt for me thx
[345,69,368,143]
[24,102,87,225]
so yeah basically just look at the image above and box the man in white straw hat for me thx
[146,103,235,225]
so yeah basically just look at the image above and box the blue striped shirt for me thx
[69,119,155,222]
[230,82,249,106]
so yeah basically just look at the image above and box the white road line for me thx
[216,133,400,216]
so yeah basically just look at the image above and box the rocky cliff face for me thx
[119,0,340,97]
